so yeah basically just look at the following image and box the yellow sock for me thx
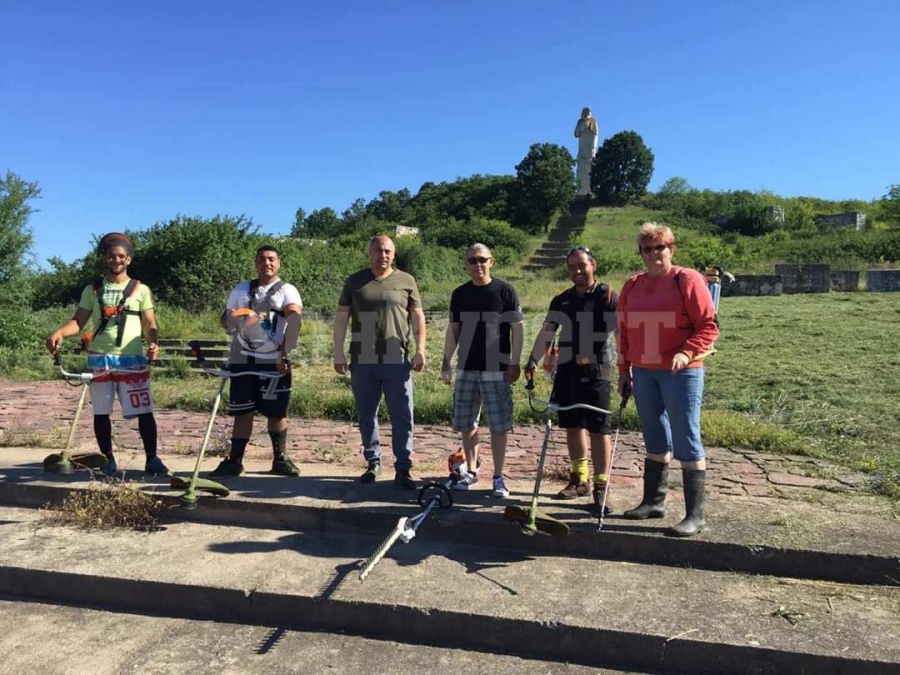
[571,458,589,483]
[593,473,609,484]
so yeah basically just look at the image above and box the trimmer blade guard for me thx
[503,504,570,537]
[170,475,230,497]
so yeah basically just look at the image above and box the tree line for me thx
[2,133,898,318]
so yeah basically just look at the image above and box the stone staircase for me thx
[157,338,229,370]
[524,197,590,272]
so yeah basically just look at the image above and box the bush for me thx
[420,216,529,263]
[393,238,461,285]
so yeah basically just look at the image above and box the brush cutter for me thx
[173,341,281,508]
[503,373,612,537]
[596,393,629,532]
[359,448,470,582]
[44,351,116,475]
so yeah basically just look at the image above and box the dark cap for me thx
[98,232,134,255]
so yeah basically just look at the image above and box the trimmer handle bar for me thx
[53,352,148,386]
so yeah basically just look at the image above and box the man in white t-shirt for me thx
[210,245,303,477]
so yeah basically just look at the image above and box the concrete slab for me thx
[0,505,898,674]
[0,599,630,675]
[2,449,898,586]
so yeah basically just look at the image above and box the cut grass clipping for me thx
[41,479,162,531]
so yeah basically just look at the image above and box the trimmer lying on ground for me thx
[503,373,615,537]
[358,449,472,582]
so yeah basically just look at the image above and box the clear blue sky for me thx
[5,0,899,267]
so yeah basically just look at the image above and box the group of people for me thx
[46,222,718,538]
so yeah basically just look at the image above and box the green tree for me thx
[645,176,692,210]
[0,171,40,285]
[304,207,341,239]
[367,188,413,223]
[131,215,260,312]
[31,255,100,309]
[590,131,654,206]
[510,143,576,233]
[411,175,515,223]
[289,207,308,237]
[881,184,900,226]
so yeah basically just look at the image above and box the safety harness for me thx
[248,279,286,330]
[92,278,141,347]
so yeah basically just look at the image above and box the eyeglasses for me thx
[467,256,491,265]
[566,246,594,260]
[640,244,671,254]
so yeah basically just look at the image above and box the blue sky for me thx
[4,0,899,267]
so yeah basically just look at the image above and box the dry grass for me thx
[40,477,162,531]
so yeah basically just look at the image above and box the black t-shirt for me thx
[449,279,523,371]
[545,283,619,373]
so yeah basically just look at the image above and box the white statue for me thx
[574,106,598,196]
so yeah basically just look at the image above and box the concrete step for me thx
[2,467,898,587]
[0,598,619,674]
[530,255,567,265]
[1,502,897,674]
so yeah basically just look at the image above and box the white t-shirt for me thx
[225,279,303,360]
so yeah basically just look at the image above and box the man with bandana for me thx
[46,232,169,477]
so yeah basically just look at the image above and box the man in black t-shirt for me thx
[525,246,619,515]
[441,244,523,499]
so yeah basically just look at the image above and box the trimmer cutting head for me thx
[503,504,570,537]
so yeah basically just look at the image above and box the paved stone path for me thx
[0,380,869,501]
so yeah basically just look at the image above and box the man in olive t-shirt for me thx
[333,235,427,490]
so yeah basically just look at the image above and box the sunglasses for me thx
[640,244,671,254]
[467,256,491,265]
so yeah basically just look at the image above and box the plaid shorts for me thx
[452,369,514,433]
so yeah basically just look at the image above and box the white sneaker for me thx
[452,471,478,491]
[492,477,510,498]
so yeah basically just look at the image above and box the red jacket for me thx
[617,266,719,372]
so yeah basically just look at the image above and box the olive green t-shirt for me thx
[338,268,421,363]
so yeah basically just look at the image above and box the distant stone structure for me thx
[764,205,785,223]
[866,270,900,292]
[573,107,598,197]
[775,263,832,294]
[395,225,420,238]
[815,212,867,231]
[721,275,783,297]
[830,271,860,292]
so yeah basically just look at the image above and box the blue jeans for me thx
[631,366,705,462]
[350,360,414,470]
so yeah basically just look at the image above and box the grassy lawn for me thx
[144,290,900,499]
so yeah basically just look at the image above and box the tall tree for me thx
[0,171,41,284]
[304,207,341,238]
[881,184,900,226]
[590,131,654,206]
[290,207,308,237]
[510,143,576,233]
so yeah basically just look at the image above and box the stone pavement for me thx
[2,377,900,673]
[0,380,874,504]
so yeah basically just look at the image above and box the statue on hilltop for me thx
[574,106,598,197]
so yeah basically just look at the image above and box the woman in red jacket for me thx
[616,223,719,537]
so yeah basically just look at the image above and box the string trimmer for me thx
[172,341,282,508]
[44,349,116,475]
[359,449,472,581]
[503,372,612,537]
[596,394,629,532]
